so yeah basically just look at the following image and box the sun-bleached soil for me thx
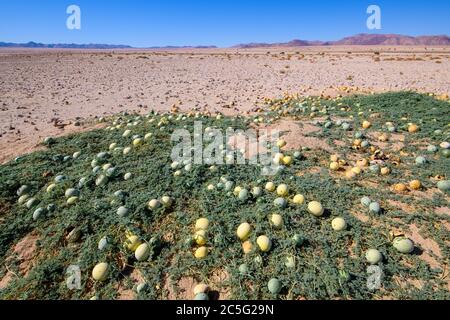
[0,46,449,163]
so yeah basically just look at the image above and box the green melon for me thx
[365,249,382,264]
[194,293,209,300]
[437,180,450,193]
[268,278,282,295]
[393,237,414,254]
[292,234,304,247]
[274,197,287,209]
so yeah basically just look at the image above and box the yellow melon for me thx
[242,240,253,254]
[409,180,421,190]
[195,218,209,231]
[236,223,252,241]
[256,235,272,252]
[194,246,208,259]
[308,201,324,217]
[292,194,305,204]
[92,262,109,281]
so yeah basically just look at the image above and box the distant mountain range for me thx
[0,41,216,49]
[1,34,449,49]
[0,41,133,49]
[233,34,450,48]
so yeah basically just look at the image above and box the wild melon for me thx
[265,182,276,192]
[161,196,173,207]
[251,186,263,197]
[124,172,132,180]
[135,243,151,261]
[237,222,252,241]
[408,124,419,133]
[256,235,271,252]
[238,189,249,201]
[307,201,324,217]
[292,194,305,204]
[147,199,161,210]
[329,162,340,171]
[67,196,79,205]
[95,175,108,187]
[362,121,371,129]
[194,230,207,246]
[65,188,79,198]
[195,218,209,231]
[26,198,38,209]
[276,184,289,197]
[239,263,249,275]
[437,180,450,193]
[194,293,209,300]
[98,236,108,251]
[242,240,253,254]
[282,156,293,166]
[361,196,371,207]
[393,237,414,254]
[194,246,208,259]
[125,235,142,251]
[394,183,407,192]
[415,156,427,165]
[331,217,347,231]
[270,214,283,229]
[33,208,46,221]
[292,234,304,247]
[117,206,129,217]
[18,194,29,205]
[284,255,295,268]
[193,283,209,295]
[17,185,30,196]
[268,278,282,295]
[92,262,109,281]
[274,197,287,209]
[409,180,421,190]
[369,202,381,214]
[365,249,382,265]
[276,139,287,148]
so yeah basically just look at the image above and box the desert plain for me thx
[0,46,449,163]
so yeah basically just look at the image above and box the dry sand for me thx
[0,46,449,163]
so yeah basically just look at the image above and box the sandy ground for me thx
[0,46,449,164]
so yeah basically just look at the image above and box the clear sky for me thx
[1,0,449,47]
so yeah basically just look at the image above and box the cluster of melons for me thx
[171,159,193,177]
[393,179,422,192]
[193,218,209,259]
[236,222,253,254]
[147,195,172,210]
[122,231,151,262]
[329,154,348,172]
[361,196,381,214]
[272,152,293,166]
[365,236,415,265]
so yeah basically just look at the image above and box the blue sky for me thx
[0,0,449,47]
